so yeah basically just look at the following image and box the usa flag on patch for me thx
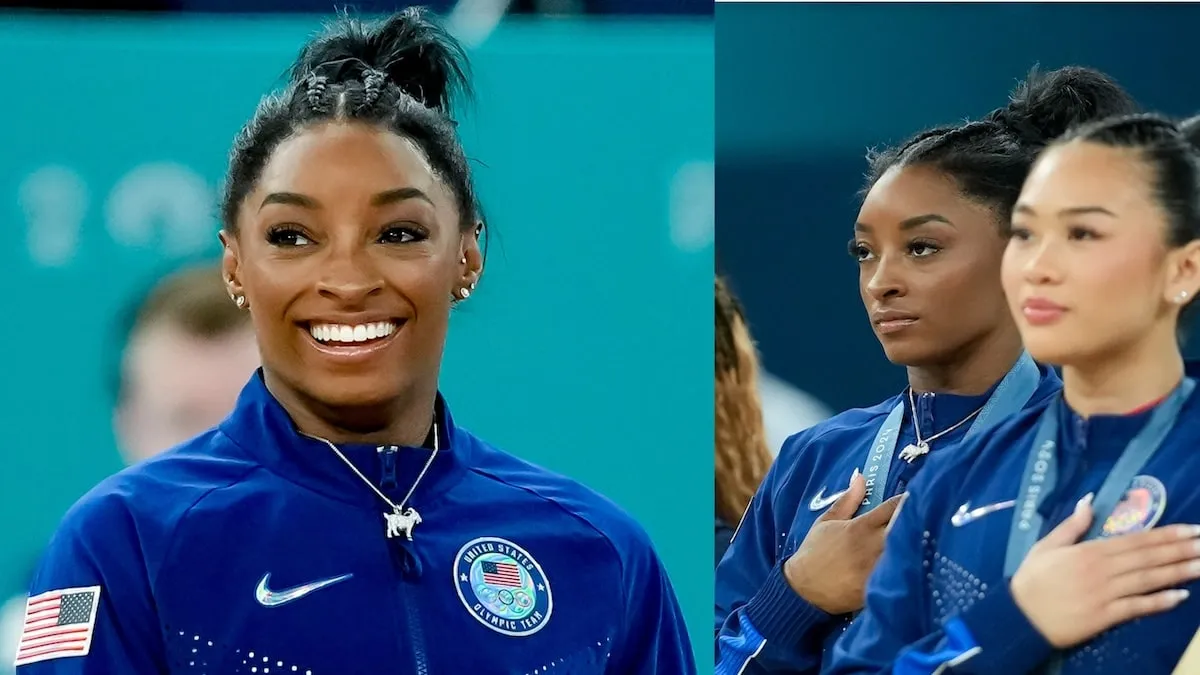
[13,586,101,666]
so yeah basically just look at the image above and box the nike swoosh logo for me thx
[255,572,353,608]
[809,487,848,511]
[950,500,1016,527]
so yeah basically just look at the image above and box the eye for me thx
[907,239,941,258]
[378,226,426,245]
[848,239,875,263]
[266,225,312,247]
[1008,225,1032,241]
[1068,226,1100,241]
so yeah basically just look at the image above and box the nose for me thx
[1020,238,1061,286]
[316,247,384,306]
[864,255,907,302]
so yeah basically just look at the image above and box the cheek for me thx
[932,255,1002,307]
[1078,256,1159,324]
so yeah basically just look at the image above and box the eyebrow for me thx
[1013,204,1117,218]
[258,187,435,212]
[854,213,954,233]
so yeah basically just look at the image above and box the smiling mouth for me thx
[302,320,407,360]
[308,320,400,345]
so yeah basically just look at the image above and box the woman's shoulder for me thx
[55,429,259,549]
[464,435,662,558]
[771,394,904,469]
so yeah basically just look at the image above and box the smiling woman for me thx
[15,8,694,675]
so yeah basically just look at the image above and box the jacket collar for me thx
[219,370,472,511]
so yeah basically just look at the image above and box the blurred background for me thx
[0,0,711,668]
[717,2,1200,430]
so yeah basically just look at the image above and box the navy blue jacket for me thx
[827,378,1200,674]
[715,364,1061,674]
[14,373,695,673]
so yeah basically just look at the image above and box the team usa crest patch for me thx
[454,536,552,637]
[1101,475,1168,537]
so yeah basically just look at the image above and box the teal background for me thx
[0,13,712,661]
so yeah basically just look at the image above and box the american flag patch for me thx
[13,586,101,666]
[481,561,522,588]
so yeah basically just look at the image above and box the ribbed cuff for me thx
[743,562,831,649]
[954,582,1055,675]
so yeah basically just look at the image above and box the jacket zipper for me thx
[378,445,428,673]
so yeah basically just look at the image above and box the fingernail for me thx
[1171,589,1191,604]
[1189,524,1200,538]
[850,468,860,486]
[1075,493,1094,511]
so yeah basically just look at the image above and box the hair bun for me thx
[991,65,1138,146]
[1178,115,1200,154]
[289,7,470,115]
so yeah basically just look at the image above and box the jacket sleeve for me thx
[606,526,697,674]
[14,494,167,674]
[823,457,1054,675]
[715,430,835,675]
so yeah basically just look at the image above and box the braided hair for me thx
[220,8,477,235]
[863,66,1140,225]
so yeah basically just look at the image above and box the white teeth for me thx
[309,321,396,344]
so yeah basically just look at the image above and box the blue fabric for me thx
[16,372,694,673]
[827,366,1200,674]
[715,364,1062,674]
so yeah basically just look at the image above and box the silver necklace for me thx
[898,389,985,463]
[308,421,439,541]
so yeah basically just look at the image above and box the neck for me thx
[1061,327,1184,418]
[907,322,1025,395]
[262,370,437,447]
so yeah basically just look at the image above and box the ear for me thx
[1165,239,1200,306]
[219,230,247,307]
[460,220,484,285]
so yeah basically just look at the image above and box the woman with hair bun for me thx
[14,9,693,674]
[716,66,1140,675]
[828,112,1200,675]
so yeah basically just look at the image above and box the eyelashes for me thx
[264,224,429,247]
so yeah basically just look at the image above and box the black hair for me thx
[219,7,477,234]
[863,66,1140,224]
[1056,113,1200,247]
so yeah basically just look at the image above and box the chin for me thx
[879,342,941,367]
[1023,339,1095,370]
[302,372,406,410]
[1018,327,1084,368]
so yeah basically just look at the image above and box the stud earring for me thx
[460,256,467,264]
[469,281,477,291]
[1176,290,1190,304]
[235,295,246,309]
[460,287,471,299]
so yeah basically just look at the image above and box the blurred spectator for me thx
[0,263,258,672]
[111,264,259,464]
[715,276,773,566]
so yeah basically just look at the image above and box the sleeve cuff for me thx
[954,581,1055,675]
[743,562,832,648]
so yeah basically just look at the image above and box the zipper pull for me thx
[378,445,398,490]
